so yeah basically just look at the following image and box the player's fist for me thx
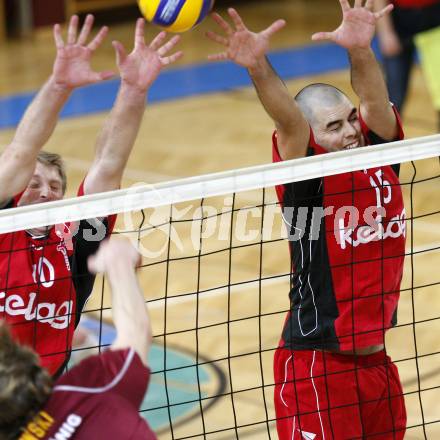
[88,239,141,274]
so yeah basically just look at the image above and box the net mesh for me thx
[1,136,440,439]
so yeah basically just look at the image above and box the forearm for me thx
[0,77,71,201]
[349,48,390,109]
[248,57,303,131]
[248,57,309,159]
[108,262,151,365]
[85,84,146,193]
[349,47,397,139]
[13,77,71,151]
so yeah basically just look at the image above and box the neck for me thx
[26,227,50,238]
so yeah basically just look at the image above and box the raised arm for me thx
[0,15,113,203]
[312,0,398,140]
[375,0,402,57]
[83,19,182,195]
[88,239,151,366]
[206,8,310,160]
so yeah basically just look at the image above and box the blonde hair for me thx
[36,151,67,194]
[0,324,53,439]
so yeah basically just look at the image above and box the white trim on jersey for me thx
[54,348,135,394]
[310,351,325,440]
[280,211,318,337]
[280,354,293,408]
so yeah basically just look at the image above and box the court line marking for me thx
[0,42,353,129]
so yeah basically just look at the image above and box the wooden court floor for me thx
[0,1,439,438]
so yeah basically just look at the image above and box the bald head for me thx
[294,83,362,152]
[295,83,349,127]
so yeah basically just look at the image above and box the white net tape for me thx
[0,134,439,234]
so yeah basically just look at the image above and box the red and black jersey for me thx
[391,0,440,39]
[0,182,116,376]
[20,349,156,439]
[393,0,439,8]
[273,108,406,351]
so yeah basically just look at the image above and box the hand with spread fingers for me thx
[83,19,184,196]
[206,8,285,70]
[52,14,114,89]
[112,18,183,93]
[311,0,394,50]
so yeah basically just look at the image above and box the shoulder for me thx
[272,127,325,164]
[360,104,404,145]
[0,229,26,248]
[75,178,117,236]
[52,348,150,416]
[272,129,323,206]
[55,348,141,391]
[0,197,16,211]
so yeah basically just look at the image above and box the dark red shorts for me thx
[274,348,406,439]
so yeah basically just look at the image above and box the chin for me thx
[18,199,37,207]
[27,224,51,235]
[20,198,54,207]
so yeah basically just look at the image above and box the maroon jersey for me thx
[273,108,406,351]
[0,182,116,376]
[19,348,156,439]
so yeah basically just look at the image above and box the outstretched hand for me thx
[311,0,393,50]
[52,14,114,89]
[206,8,285,69]
[112,18,183,93]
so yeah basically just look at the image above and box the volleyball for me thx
[138,0,215,33]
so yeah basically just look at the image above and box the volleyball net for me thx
[1,135,439,439]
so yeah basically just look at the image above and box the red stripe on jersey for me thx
[393,0,438,8]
